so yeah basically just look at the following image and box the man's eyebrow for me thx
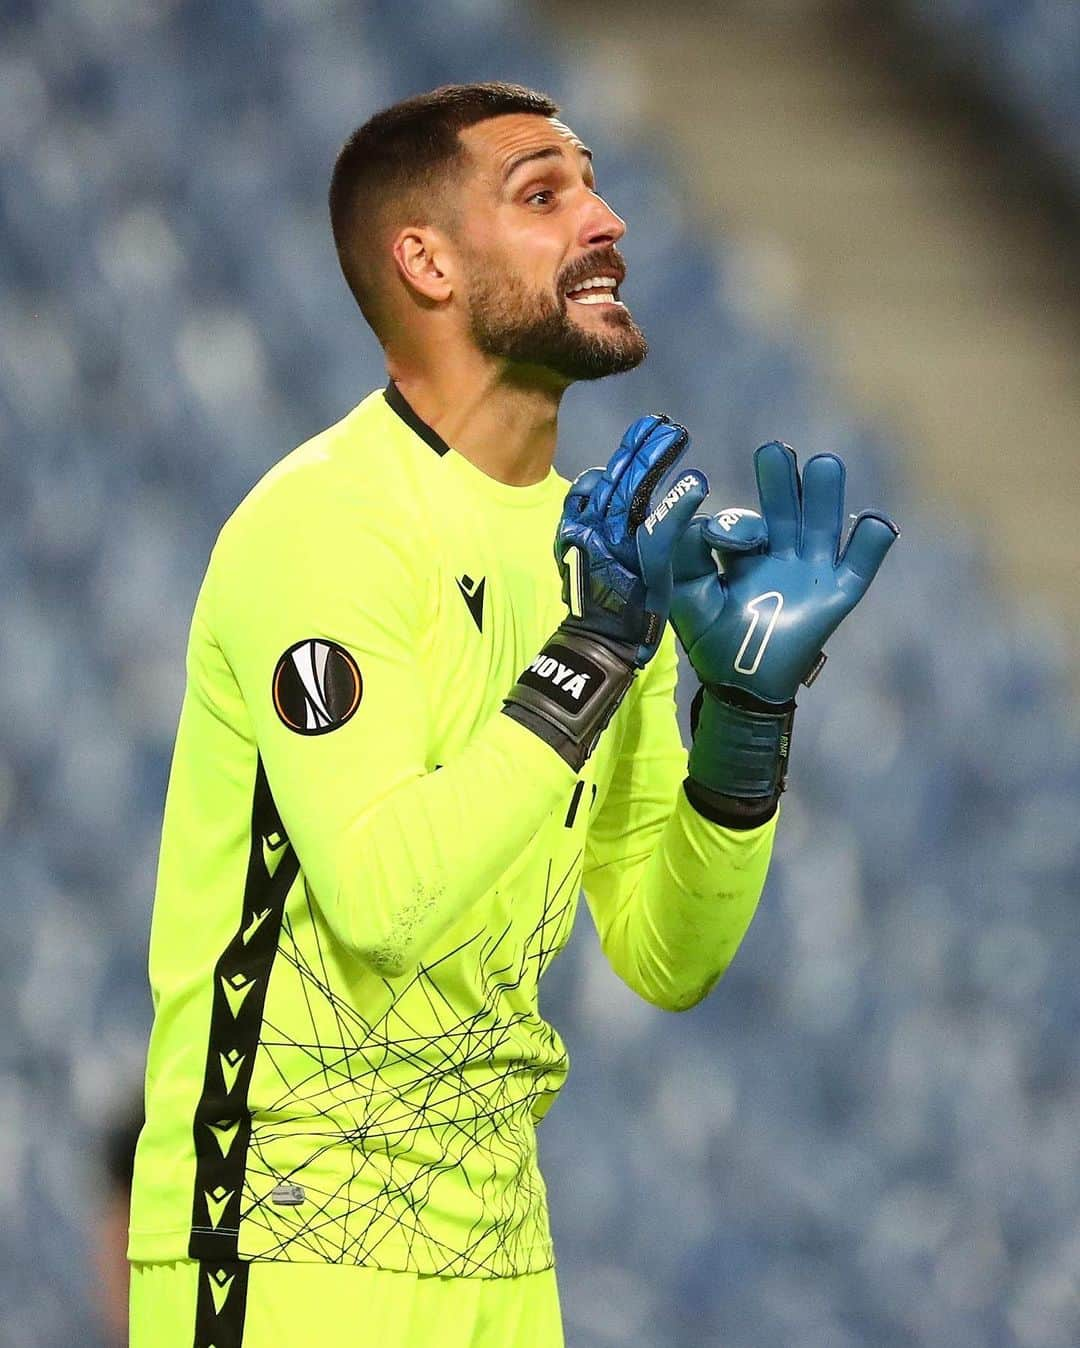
[502,144,594,182]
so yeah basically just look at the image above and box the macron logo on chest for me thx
[455,574,486,633]
[527,652,591,701]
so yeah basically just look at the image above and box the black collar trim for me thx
[383,380,452,458]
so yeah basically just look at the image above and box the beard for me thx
[463,250,648,382]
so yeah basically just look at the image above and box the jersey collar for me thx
[383,381,451,458]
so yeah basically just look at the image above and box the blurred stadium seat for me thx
[3,1,1079,1345]
[902,0,1080,192]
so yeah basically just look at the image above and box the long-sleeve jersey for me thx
[127,384,777,1278]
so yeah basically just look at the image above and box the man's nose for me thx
[581,193,626,247]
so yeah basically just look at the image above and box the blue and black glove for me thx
[504,415,708,771]
[670,441,898,824]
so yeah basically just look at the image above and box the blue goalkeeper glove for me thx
[670,441,898,820]
[504,415,708,771]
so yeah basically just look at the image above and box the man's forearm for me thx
[593,790,777,1011]
[326,713,574,976]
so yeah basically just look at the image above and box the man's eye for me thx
[526,189,555,207]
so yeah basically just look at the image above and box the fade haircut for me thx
[329,82,560,341]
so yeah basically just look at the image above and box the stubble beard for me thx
[465,259,648,383]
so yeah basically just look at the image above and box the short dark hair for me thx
[329,82,560,339]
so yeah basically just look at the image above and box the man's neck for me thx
[387,348,565,488]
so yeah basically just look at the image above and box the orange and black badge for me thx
[272,639,362,735]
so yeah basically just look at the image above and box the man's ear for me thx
[391,226,455,305]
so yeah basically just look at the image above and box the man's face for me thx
[452,113,647,382]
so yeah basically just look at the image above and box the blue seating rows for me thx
[904,0,1080,192]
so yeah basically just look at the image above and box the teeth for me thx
[568,275,618,295]
[571,292,624,305]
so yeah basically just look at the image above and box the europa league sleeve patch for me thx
[272,639,363,735]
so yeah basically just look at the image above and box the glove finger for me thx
[755,441,801,559]
[673,514,723,583]
[562,466,606,519]
[837,509,900,586]
[637,467,709,581]
[800,453,845,562]
[702,506,769,556]
[623,419,691,532]
[591,414,669,519]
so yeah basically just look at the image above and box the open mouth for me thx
[565,274,624,307]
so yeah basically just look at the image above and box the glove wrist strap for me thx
[502,626,637,772]
[682,779,779,830]
[687,684,795,800]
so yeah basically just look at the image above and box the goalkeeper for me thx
[127,82,897,1347]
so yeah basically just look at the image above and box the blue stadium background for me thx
[3,1,1079,1344]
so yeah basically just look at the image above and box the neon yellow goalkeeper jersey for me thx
[128,384,777,1277]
